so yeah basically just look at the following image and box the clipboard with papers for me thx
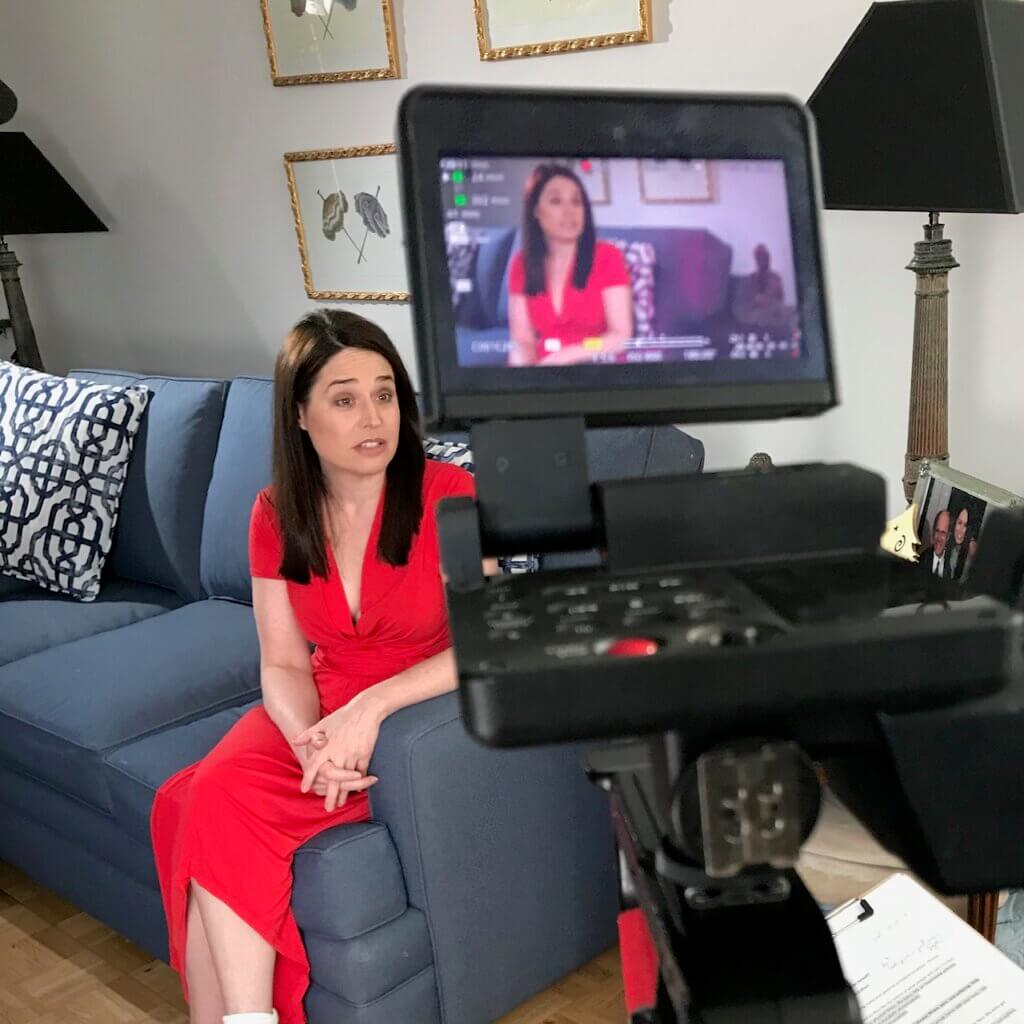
[828,873,1024,1023]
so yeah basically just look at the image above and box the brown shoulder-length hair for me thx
[521,163,597,296]
[271,309,425,583]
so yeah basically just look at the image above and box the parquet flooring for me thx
[0,861,626,1023]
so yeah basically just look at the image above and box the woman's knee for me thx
[189,754,251,820]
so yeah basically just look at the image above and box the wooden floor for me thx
[0,861,626,1024]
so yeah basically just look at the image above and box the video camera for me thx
[396,85,1024,1022]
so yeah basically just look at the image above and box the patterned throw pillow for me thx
[0,362,150,601]
[607,238,657,338]
[423,436,475,472]
[422,437,539,574]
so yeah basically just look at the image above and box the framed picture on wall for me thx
[911,461,1023,585]
[284,145,409,302]
[638,159,714,203]
[570,158,611,205]
[474,0,651,61]
[260,0,399,86]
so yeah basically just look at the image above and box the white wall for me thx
[1,0,1021,513]
[599,160,797,302]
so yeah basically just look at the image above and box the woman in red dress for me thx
[150,310,481,1024]
[508,163,633,367]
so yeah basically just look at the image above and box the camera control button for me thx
[605,637,660,658]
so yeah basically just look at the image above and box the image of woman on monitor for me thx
[508,163,634,366]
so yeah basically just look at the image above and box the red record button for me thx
[607,637,660,658]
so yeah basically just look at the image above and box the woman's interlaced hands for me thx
[292,694,384,812]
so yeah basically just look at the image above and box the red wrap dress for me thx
[149,459,475,1024]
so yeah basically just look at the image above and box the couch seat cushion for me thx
[0,598,259,812]
[104,700,260,841]
[0,579,182,667]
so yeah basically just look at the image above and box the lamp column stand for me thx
[0,237,44,371]
[903,212,958,503]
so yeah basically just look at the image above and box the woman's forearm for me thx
[262,666,323,746]
[508,336,537,366]
[598,330,630,354]
[355,648,457,720]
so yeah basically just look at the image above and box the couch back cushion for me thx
[200,377,274,603]
[69,370,227,602]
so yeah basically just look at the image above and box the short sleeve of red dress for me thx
[249,490,284,580]
[422,460,476,521]
[592,241,630,290]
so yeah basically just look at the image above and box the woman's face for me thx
[954,508,969,545]
[298,347,400,479]
[534,175,585,245]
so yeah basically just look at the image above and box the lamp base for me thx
[0,238,44,371]
[903,214,956,504]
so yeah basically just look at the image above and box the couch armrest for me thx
[368,691,618,1024]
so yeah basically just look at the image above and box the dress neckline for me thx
[324,486,386,632]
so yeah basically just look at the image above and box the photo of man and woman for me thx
[918,483,989,583]
[440,155,803,369]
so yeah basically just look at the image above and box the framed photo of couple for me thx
[912,461,1023,585]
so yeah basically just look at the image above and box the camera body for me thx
[396,85,1024,1023]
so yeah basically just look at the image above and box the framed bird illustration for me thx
[284,145,409,302]
[260,0,399,85]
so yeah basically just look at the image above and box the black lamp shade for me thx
[0,79,16,125]
[808,0,1024,213]
[0,132,107,235]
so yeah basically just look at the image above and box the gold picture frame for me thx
[284,145,410,302]
[260,0,399,86]
[474,0,651,61]
[638,159,715,203]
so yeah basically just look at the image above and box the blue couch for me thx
[0,369,704,1023]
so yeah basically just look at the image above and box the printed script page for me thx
[829,873,1024,1024]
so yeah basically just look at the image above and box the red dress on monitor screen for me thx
[508,240,629,361]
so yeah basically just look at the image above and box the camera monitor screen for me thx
[399,87,835,428]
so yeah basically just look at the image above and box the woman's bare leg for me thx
[191,880,276,1014]
[185,886,227,1024]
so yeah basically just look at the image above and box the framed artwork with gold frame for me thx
[638,159,714,203]
[284,145,409,302]
[260,0,399,86]
[474,0,651,61]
